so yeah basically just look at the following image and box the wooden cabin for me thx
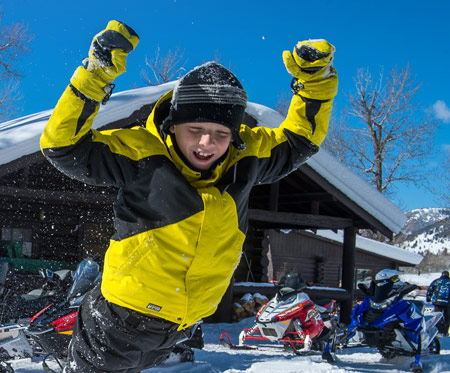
[0,83,417,323]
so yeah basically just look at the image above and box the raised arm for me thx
[281,39,337,146]
[245,39,338,185]
[40,21,140,187]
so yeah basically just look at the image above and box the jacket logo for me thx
[147,303,162,312]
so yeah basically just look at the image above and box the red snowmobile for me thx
[220,274,341,362]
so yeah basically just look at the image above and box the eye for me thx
[216,132,231,139]
[188,127,203,134]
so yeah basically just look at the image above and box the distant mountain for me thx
[394,208,450,255]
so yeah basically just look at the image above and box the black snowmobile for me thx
[27,258,101,372]
[0,264,74,373]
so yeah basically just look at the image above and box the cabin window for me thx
[1,227,33,257]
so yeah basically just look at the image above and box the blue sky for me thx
[2,0,450,211]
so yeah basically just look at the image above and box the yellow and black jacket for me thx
[40,67,336,330]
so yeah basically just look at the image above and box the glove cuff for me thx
[70,66,112,102]
[293,68,338,100]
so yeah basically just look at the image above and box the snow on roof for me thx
[315,230,422,265]
[0,81,178,164]
[0,84,405,234]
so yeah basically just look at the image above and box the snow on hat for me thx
[163,62,247,150]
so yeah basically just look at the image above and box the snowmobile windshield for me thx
[66,259,100,300]
[371,280,395,303]
[279,274,306,290]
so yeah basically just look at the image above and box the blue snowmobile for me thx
[345,269,442,373]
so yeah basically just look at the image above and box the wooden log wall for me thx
[234,227,268,282]
[0,159,116,264]
[263,229,401,288]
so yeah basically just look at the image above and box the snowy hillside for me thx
[395,208,450,255]
[403,208,450,235]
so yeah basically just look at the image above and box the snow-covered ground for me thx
[7,317,450,373]
[5,272,450,372]
[401,272,443,287]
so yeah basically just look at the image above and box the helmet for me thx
[375,269,404,283]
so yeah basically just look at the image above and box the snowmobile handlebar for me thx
[397,283,418,298]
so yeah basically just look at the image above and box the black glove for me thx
[83,20,140,83]
[70,20,139,103]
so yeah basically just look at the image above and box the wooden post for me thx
[269,182,279,212]
[340,226,356,324]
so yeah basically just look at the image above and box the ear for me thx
[169,125,175,134]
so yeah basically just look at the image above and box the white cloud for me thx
[432,100,450,123]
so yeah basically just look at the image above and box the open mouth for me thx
[193,151,214,161]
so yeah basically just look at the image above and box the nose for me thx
[199,133,214,147]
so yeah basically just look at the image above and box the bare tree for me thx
[442,151,450,206]
[0,11,32,121]
[323,65,437,196]
[141,46,187,85]
[213,49,222,65]
[0,80,21,119]
[201,49,233,71]
[274,90,290,117]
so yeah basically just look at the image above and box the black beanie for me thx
[163,62,247,150]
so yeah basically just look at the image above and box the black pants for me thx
[435,304,450,334]
[65,284,190,372]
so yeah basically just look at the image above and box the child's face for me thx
[170,122,233,170]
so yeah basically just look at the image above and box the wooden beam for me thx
[269,182,279,212]
[0,152,44,178]
[0,186,116,205]
[311,200,320,215]
[248,209,353,229]
[340,226,356,324]
[252,192,333,203]
[298,164,394,239]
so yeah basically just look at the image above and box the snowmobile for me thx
[27,258,101,372]
[0,267,73,324]
[0,266,75,373]
[0,323,32,372]
[27,257,204,372]
[345,269,443,373]
[220,274,341,362]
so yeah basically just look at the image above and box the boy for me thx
[41,20,337,372]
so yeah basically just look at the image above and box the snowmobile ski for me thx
[219,330,337,361]
[220,331,256,350]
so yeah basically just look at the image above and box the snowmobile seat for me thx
[315,299,335,314]
[407,299,428,315]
